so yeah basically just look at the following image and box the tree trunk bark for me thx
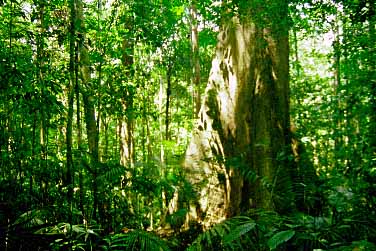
[119,34,135,166]
[190,1,201,117]
[66,0,76,206]
[183,1,293,227]
[76,0,100,220]
[165,63,172,140]
[368,0,376,165]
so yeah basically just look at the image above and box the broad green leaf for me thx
[223,222,256,244]
[267,230,295,250]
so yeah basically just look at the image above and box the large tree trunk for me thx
[183,1,293,227]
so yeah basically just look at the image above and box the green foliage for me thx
[289,1,375,250]
[166,209,188,231]
[267,230,295,250]
[37,222,100,251]
[187,216,255,251]
[185,206,376,251]
[330,240,376,251]
[0,0,375,250]
[103,230,170,251]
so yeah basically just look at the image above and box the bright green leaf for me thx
[267,230,295,250]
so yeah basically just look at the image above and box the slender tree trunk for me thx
[183,1,292,227]
[368,0,376,163]
[190,1,201,117]
[119,34,135,166]
[103,114,109,159]
[119,119,128,165]
[158,76,168,225]
[36,2,48,202]
[66,78,74,201]
[66,0,76,205]
[292,28,300,78]
[119,115,135,166]
[76,0,100,221]
[30,114,36,199]
[333,17,343,171]
[165,63,172,140]
[75,47,86,222]
[146,97,152,160]
[141,85,150,162]
[97,64,102,161]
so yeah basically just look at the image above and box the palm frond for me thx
[97,162,129,186]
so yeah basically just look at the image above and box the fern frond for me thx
[97,163,128,186]
[107,230,170,251]
[187,216,255,251]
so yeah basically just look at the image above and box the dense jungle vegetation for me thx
[0,0,375,250]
